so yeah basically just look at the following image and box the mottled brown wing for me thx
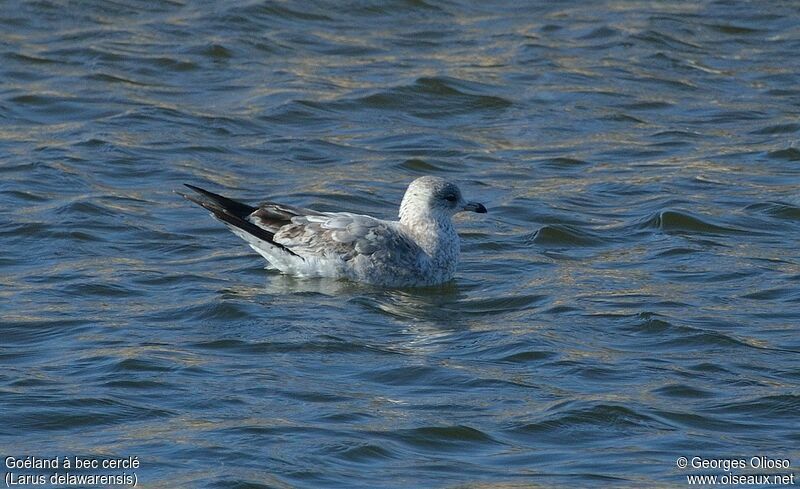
[248,202,325,234]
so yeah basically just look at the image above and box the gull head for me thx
[399,176,487,223]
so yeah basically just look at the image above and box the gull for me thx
[180,176,487,287]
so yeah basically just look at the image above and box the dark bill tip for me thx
[464,202,487,213]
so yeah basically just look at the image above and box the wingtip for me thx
[180,183,217,206]
[178,184,214,209]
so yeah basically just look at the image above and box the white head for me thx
[399,176,487,223]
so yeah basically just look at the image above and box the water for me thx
[2,0,800,487]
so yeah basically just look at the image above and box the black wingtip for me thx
[181,183,257,218]
[180,183,302,259]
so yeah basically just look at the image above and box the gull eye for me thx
[444,194,457,203]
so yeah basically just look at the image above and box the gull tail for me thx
[179,184,299,257]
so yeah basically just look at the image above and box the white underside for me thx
[228,225,348,279]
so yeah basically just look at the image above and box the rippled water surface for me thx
[3,1,800,487]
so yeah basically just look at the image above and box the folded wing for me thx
[273,212,419,263]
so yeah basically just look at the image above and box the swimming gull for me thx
[180,176,487,287]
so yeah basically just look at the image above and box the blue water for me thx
[2,1,800,487]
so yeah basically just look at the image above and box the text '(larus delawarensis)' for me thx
[181,176,487,287]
